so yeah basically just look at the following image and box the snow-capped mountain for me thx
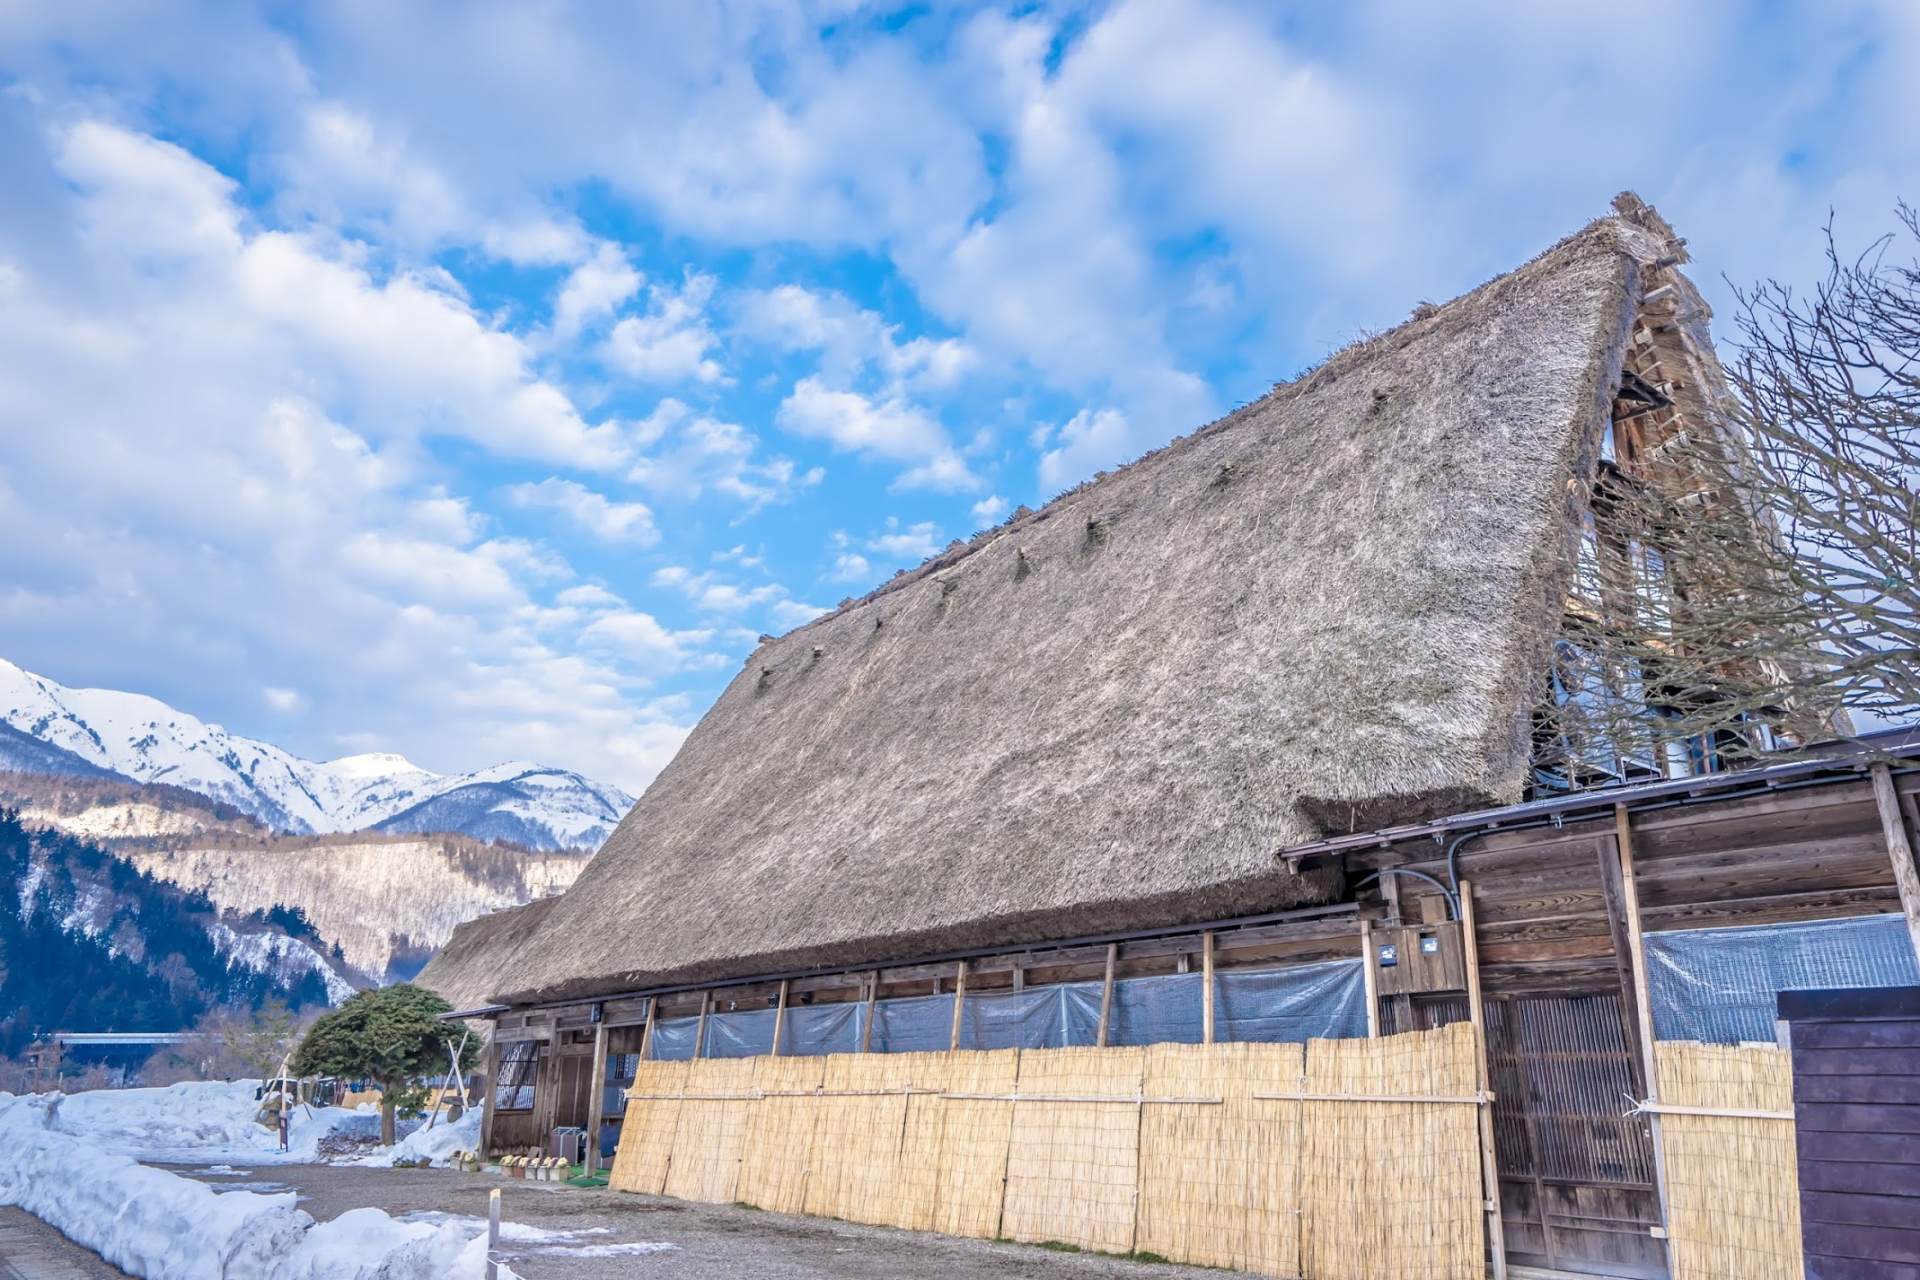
[0,658,634,851]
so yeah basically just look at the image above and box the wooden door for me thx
[1486,992,1667,1279]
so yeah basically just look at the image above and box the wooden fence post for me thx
[638,998,656,1062]
[1359,919,1380,1038]
[771,979,790,1057]
[479,1035,500,1157]
[585,1021,608,1176]
[1459,879,1508,1280]
[861,972,879,1053]
[949,960,969,1051]
[1871,764,1920,970]
[1615,804,1675,1269]
[1096,943,1118,1048]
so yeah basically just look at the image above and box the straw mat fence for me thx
[1654,1041,1803,1280]
[609,1024,1484,1279]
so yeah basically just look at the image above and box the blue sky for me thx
[0,1,1915,793]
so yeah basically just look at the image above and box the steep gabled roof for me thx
[481,203,1685,1006]
[417,894,559,1015]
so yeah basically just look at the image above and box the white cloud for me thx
[505,477,659,545]
[552,241,642,342]
[828,551,872,582]
[866,519,943,562]
[775,377,978,491]
[770,599,829,628]
[625,399,817,515]
[735,283,976,390]
[604,272,727,384]
[1038,407,1135,493]
[263,686,304,713]
[970,494,1009,526]
[577,610,712,671]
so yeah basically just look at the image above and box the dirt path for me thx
[167,1163,1259,1280]
[0,1208,131,1279]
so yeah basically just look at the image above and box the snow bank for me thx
[45,1080,365,1163]
[0,1093,514,1279]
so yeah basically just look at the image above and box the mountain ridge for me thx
[0,658,634,851]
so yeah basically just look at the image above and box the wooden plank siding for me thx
[1781,986,1920,1280]
[1348,778,1905,996]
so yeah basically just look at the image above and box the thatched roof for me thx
[478,201,1688,1006]
[417,895,560,1015]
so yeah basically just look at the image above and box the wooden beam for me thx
[584,1021,609,1175]
[1201,931,1216,1045]
[638,998,656,1062]
[861,972,879,1053]
[1458,879,1508,1280]
[1594,835,1650,1098]
[1095,943,1117,1048]
[479,1036,500,1158]
[1871,764,1920,970]
[1615,804,1674,1271]
[771,979,790,1057]
[692,990,711,1061]
[1359,920,1380,1039]
[949,960,968,1052]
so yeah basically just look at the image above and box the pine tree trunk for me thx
[380,1093,396,1146]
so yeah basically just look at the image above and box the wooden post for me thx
[1615,804,1675,1269]
[1095,943,1118,1048]
[1201,931,1216,1045]
[1459,879,1508,1280]
[584,1021,609,1176]
[949,960,969,1052]
[638,998,657,1061]
[1595,835,1650,1097]
[479,1036,500,1157]
[486,1187,501,1280]
[1871,764,1920,970]
[1359,920,1380,1039]
[692,991,711,1060]
[771,979,790,1057]
[861,972,879,1053]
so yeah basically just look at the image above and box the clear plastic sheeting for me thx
[646,1015,700,1061]
[1645,913,1920,1044]
[868,992,955,1053]
[704,1007,778,1059]
[1216,961,1368,1043]
[640,958,1371,1059]
[955,983,1103,1050]
[783,1002,863,1056]
[1108,973,1204,1046]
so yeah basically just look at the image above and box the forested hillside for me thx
[0,807,355,1056]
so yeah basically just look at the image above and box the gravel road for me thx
[167,1163,1259,1280]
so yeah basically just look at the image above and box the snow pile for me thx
[0,1092,513,1279]
[47,1080,366,1163]
[353,1107,481,1167]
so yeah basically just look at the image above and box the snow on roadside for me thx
[46,1079,366,1163]
[0,1092,515,1279]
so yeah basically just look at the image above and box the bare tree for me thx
[1534,206,1919,789]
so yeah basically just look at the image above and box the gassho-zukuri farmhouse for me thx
[421,195,1920,1280]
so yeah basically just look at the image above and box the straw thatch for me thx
[1655,1042,1803,1280]
[468,201,1686,1008]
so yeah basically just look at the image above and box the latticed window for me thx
[494,1040,539,1112]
